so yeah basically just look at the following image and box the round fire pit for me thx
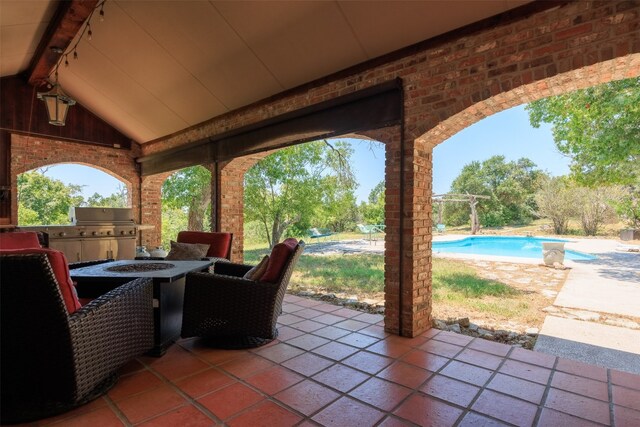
[104,262,175,273]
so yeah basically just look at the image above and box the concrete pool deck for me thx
[305,234,640,373]
[433,235,640,374]
[534,238,640,374]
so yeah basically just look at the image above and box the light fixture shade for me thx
[37,83,76,126]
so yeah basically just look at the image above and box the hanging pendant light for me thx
[37,73,76,126]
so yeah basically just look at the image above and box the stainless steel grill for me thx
[20,207,139,261]
[70,207,135,225]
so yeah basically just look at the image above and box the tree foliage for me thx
[360,181,385,225]
[535,176,576,235]
[244,140,357,247]
[17,170,84,225]
[161,207,188,249]
[17,169,129,226]
[447,156,545,227]
[576,186,618,236]
[86,184,128,207]
[612,185,640,229]
[162,166,211,232]
[527,77,640,186]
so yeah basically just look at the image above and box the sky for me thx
[43,104,570,202]
[342,103,570,200]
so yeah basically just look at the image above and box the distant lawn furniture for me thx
[436,224,446,234]
[357,224,385,243]
[308,227,335,242]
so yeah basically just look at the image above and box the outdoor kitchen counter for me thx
[71,259,213,356]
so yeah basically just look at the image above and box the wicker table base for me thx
[70,260,212,356]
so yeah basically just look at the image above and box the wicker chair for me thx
[0,254,154,424]
[181,240,305,348]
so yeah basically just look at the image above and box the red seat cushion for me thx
[0,232,42,250]
[260,238,298,283]
[177,231,233,258]
[0,248,81,314]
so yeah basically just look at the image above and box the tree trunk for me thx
[270,212,286,248]
[269,212,300,248]
[552,218,568,235]
[187,184,211,231]
[470,198,480,234]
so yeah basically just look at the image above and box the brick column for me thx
[399,137,434,337]
[217,153,271,263]
[140,172,171,248]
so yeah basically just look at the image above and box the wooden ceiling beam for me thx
[27,0,99,87]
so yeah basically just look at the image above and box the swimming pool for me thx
[432,236,597,260]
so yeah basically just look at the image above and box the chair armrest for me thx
[213,262,253,277]
[68,259,114,269]
[68,278,154,397]
[184,272,280,308]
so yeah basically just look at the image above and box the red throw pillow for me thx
[0,232,42,249]
[0,248,81,314]
[260,238,298,283]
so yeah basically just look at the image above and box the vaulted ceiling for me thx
[1,0,531,144]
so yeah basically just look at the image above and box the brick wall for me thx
[218,152,274,263]
[10,134,141,226]
[139,172,171,248]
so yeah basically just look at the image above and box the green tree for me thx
[17,170,84,225]
[86,184,128,207]
[244,140,356,248]
[576,186,618,236]
[527,77,640,186]
[318,175,359,232]
[161,207,189,249]
[447,156,545,227]
[612,185,640,229]
[535,176,577,235]
[162,166,211,232]
[360,181,385,225]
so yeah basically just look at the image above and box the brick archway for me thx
[217,135,395,264]
[399,56,640,337]
[10,134,140,224]
[413,55,640,147]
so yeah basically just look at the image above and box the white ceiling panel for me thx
[117,0,282,111]
[58,43,190,141]
[341,1,531,58]
[216,1,368,88]
[0,0,53,26]
[0,0,54,76]
[1,0,534,143]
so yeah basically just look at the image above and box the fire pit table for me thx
[70,259,213,356]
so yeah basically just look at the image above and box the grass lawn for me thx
[430,259,547,328]
[244,238,552,330]
[245,246,384,296]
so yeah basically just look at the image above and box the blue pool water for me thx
[433,236,597,260]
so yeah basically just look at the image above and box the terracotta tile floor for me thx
[20,295,640,426]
